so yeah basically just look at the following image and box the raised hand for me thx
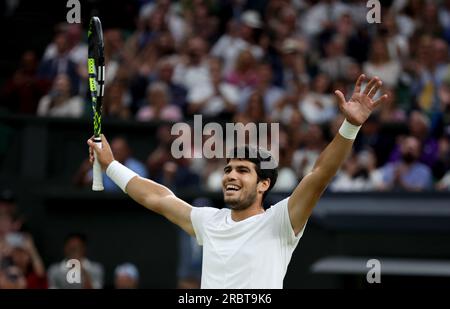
[334,75,388,126]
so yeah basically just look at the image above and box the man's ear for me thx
[257,178,271,194]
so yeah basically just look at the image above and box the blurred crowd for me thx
[2,0,450,192]
[0,189,141,289]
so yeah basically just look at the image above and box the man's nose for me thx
[225,169,238,180]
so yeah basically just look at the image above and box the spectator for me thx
[0,265,26,289]
[188,58,239,118]
[38,31,80,96]
[42,24,87,71]
[363,37,401,88]
[211,12,264,75]
[1,51,46,114]
[431,135,450,181]
[377,87,407,123]
[47,233,104,289]
[277,38,309,91]
[225,49,259,89]
[36,74,84,118]
[137,82,182,121]
[103,29,127,86]
[114,263,139,289]
[330,148,383,192]
[379,12,410,61]
[239,62,285,113]
[319,35,355,81]
[299,73,337,125]
[388,111,438,167]
[150,58,188,116]
[9,234,47,289]
[173,36,210,92]
[292,124,327,180]
[301,0,350,38]
[0,191,23,271]
[410,35,445,113]
[102,80,132,120]
[235,91,268,124]
[379,136,432,191]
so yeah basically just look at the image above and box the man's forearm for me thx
[311,133,354,188]
[125,176,175,213]
[106,160,174,213]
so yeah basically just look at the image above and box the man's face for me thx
[64,238,86,260]
[222,160,259,210]
[400,137,421,163]
[111,138,130,163]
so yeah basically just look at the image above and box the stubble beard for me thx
[224,186,258,211]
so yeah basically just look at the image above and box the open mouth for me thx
[225,184,241,193]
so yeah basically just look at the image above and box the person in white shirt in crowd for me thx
[211,11,264,75]
[299,73,337,125]
[37,74,83,118]
[187,58,239,118]
[319,34,356,81]
[292,124,327,180]
[363,36,401,88]
[330,148,383,192]
[47,233,104,289]
[301,0,350,38]
[173,36,211,92]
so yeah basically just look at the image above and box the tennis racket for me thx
[88,16,105,191]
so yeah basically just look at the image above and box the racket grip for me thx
[92,139,104,191]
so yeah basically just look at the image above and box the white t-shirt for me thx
[191,197,306,289]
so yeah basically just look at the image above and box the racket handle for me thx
[92,138,104,191]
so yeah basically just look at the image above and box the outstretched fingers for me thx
[334,90,347,110]
[354,74,365,94]
[372,94,389,109]
[363,76,379,96]
[368,80,383,99]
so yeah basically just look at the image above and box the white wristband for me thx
[106,161,138,193]
[338,119,361,140]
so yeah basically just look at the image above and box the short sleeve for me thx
[190,207,219,246]
[270,197,307,246]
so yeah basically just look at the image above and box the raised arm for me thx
[288,75,388,235]
[87,136,195,236]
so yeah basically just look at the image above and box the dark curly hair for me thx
[226,145,278,201]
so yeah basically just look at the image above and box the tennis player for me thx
[87,75,387,288]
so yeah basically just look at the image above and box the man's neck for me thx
[231,203,265,222]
